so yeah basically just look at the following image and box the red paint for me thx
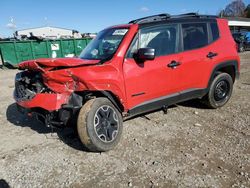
[17,93,70,111]
[16,19,239,112]
[19,58,100,71]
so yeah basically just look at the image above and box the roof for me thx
[16,26,74,32]
[224,17,250,27]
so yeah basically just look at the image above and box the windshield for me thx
[79,28,128,61]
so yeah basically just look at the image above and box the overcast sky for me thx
[1,0,250,37]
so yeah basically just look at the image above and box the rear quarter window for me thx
[210,22,219,41]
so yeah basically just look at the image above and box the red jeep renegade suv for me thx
[14,13,240,151]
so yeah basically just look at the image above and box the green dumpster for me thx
[0,38,92,67]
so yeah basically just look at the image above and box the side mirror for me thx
[135,48,155,61]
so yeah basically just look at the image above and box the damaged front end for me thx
[14,70,78,128]
[14,58,91,128]
[14,57,124,128]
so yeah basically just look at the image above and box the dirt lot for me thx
[0,53,249,188]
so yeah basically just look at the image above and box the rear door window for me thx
[182,23,208,51]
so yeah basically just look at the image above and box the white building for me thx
[226,17,250,32]
[15,26,81,39]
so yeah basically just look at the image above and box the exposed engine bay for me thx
[14,70,86,127]
[14,71,52,101]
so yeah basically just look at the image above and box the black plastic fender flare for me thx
[207,60,239,89]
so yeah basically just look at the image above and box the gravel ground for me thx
[0,53,249,188]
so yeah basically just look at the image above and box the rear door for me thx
[175,22,216,91]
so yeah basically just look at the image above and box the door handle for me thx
[167,60,181,68]
[207,52,218,59]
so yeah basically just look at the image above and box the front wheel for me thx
[77,97,123,152]
[203,72,233,109]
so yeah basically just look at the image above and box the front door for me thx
[123,23,182,109]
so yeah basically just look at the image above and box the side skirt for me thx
[128,88,208,117]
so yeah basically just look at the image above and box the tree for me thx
[220,0,246,17]
[218,9,225,17]
[244,4,250,18]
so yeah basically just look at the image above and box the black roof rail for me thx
[129,13,171,24]
[129,12,218,24]
[171,12,199,18]
[171,12,218,19]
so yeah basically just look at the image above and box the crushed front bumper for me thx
[15,92,70,111]
[14,71,83,128]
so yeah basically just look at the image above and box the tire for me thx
[77,97,123,152]
[204,72,233,109]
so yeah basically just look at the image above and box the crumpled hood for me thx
[18,58,100,71]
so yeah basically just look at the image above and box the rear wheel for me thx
[77,97,123,152]
[203,72,233,109]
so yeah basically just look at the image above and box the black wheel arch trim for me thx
[99,90,124,112]
[207,60,239,88]
[61,91,124,116]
